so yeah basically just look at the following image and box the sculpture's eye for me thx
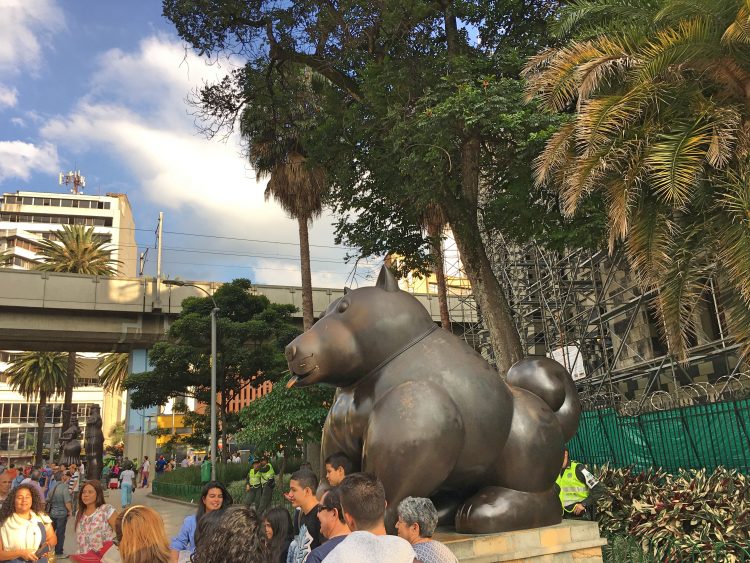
[337,300,350,314]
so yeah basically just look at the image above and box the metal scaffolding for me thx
[482,241,745,409]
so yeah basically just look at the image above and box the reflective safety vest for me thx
[556,462,588,512]
[248,464,275,487]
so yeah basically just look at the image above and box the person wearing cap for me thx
[555,448,604,520]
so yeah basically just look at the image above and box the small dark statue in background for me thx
[59,414,82,466]
[85,405,104,480]
[284,267,582,534]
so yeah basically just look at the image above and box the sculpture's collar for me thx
[356,324,439,386]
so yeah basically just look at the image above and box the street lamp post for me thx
[163,280,219,481]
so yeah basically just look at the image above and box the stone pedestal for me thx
[434,520,606,563]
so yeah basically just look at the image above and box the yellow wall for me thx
[156,414,190,447]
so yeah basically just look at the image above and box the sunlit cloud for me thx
[0,140,59,181]
[40,35,351,285]
[0,0,66,76]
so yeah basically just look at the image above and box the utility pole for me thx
[155,212,164,306]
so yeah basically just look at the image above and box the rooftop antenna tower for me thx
[58,170,86,194]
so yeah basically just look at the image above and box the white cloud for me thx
[40,35,354,285]
[0,85,18,109]
[10,117,25,127]
[0,140,59,181]
[0,0,65,75]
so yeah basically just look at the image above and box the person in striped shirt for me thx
[68,464,80,516]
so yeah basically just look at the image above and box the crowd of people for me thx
[164,451,459,563]
[0,447,602,562]
[0,456,162,562]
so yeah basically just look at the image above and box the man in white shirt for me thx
[180,457,190,468]
[324,473,416,563]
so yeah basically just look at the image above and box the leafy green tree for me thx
[525,0,750,360]
[237,374,334,476]
[5,352,69,464]
[163,0,580,373]
[125,279,299,460]
[34,224,121,438]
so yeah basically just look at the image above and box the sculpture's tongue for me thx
[286,376,299,389]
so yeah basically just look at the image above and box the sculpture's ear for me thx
[343,286,351,295]
[376,266,400,292]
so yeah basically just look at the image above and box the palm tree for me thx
[33,224,121,441]
[34,224,121,275]
[261,152,326,331]
[242,67,328,332]
[419,203,452,332]
[524,0,750,361]
[4,352,68,464]
[98,353,129,393]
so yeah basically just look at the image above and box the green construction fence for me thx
[568,398,750,473]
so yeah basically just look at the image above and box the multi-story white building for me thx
[0,190,137,275]
[0,189,136,461]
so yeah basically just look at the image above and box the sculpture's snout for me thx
[285,343,297,362]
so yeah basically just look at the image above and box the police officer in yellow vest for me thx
[555,448,603,520]
[245,456,276,513]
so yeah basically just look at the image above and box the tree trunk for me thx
[305,441,321,477]
[35,392,47,466]
[448,135,524,375]
[427,224,452,332]
[298,216,315,331]
[59,352,76,461]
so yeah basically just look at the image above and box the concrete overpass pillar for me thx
[123,349,157,466]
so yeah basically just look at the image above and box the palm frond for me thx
[626,204,674,285]
[533,120,577,187]
[638,17,720,82]
[576,38,635,103]
[651,226,711,360]
[645,118,713,207]
[722,5,750,45]
[34,225,121,275]
[4,352,68,401]
[98,353,129,394]
[264,151,327,222]
[554,0,660,39]
[718,166,750,301]
[524,41,607,111]
[722,287,750,362]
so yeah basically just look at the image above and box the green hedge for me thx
[152,481,203,503]
[155,463,251,486]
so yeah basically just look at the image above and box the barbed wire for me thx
[578,372,750,416]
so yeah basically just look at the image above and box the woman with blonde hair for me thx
[117,505,170,563]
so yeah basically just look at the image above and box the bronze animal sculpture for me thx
[285,267,581,534]
[85,405,104,480]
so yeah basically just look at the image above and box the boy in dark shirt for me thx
[287,469,323,563]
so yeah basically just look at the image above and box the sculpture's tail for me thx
[506,356,581,442]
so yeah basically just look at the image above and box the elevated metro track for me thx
[0,268,476,352]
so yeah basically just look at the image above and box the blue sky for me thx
[0,0,379,287]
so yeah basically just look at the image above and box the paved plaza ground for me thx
[60,485,193,558]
